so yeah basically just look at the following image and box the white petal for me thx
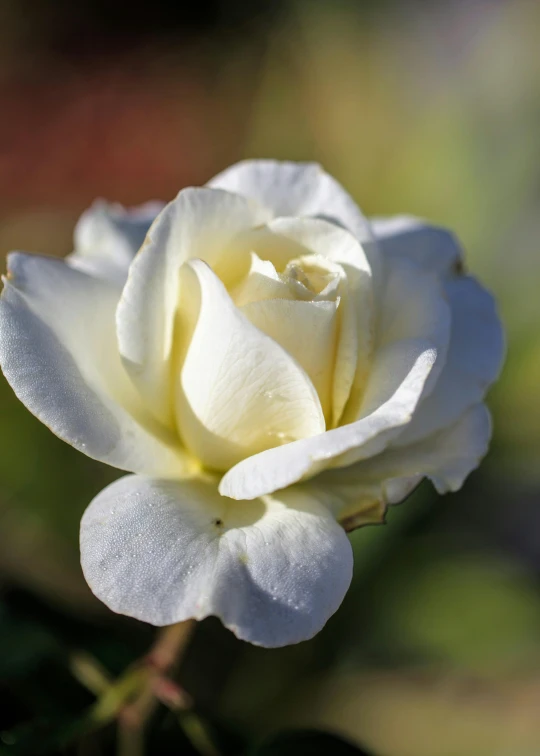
[371,216,463,277]
[0,253,186,476]
[334,337,438,467]
[395,276,504,445]
[330,269,366,427]
[116,188,270,426]
[255,217,375,428]
[299,479,391,532]
[336,254,451,432]
[209,161,385,289]
[220,251,450,499]
[265,217,372,271]
[241,298,338,420]
[219,339,436,500]
[208,160,371,239]
[428,404,492,492]
[177,260,326,472]
[231,253,295,306]
[375,258,449,349]
[383,475,424,504]
[80,474,353,647]
[368,256,451,403]
[68,200,163,286]
[301,466,424,530]
[317,404,492,520]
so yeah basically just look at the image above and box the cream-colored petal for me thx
[176,260,326,472]
[331,266,373,428]
[219,339,436,500]
[333,337,438,468]
[227,225,312,276]
[231,253,295,307]
[219,246,451,498]
[258,217,375,428]
[301,474,423,532]
[209,159,384,292]
[383,475,424,504]
[0,253,186,476]
[116,188,270,426]
[315,403,492,527]
[241,298,339,420]
[266,217,372,273]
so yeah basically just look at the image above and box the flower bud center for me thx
[282,255,341,300]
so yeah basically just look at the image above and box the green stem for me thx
[115,619,196,756]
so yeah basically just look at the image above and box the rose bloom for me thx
[0,161,504,647]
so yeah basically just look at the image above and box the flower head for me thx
[0,160,504,646]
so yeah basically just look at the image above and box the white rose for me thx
[0,160,504,647]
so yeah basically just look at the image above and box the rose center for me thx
[282,255,342,300]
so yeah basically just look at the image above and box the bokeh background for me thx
[1,1,539,754]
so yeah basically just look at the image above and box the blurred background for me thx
[1,1,539,754]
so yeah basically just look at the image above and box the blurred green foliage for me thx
[1,1,540,754]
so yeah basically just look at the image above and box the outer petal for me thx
[331,254,451,458]
[68,200,163,286]
[219,339,436,500]
[177,261,326,472]
[307,474,424,532]
[116,188,270,426]
[208,160,372,240]
[395,276,504,445]
[371,216,463,277]
[80,475,353,647]
[313,403,492,527]
[0,253,185,476]
[357,255,451,410]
